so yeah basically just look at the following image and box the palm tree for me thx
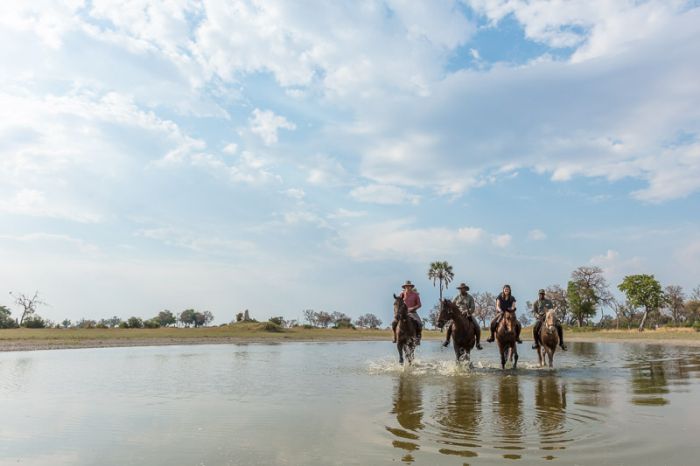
[427,261,454,306]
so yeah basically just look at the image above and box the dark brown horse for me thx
[394,294,417,365]
[537,308,559,368]
[496,310,519,369]
[437,299,476,364]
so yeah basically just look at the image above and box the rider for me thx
[392,280,423,345]
[532,288,567,351]
[442,282,483,350]
[486,284,523,344]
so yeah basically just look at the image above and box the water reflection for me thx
[492,375,524,460]
[434,378,482,459]
[534,375,569,457]
[386,374,424,463]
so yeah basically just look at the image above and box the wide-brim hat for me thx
[457,283,470,291]
[401,280,415,289]
[538,288,546,294]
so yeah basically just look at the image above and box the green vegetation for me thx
[428,260,454,304]
[618,274,665,332]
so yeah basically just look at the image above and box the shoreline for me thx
[1,327,699,352]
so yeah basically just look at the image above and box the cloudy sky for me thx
[1,0,699,325]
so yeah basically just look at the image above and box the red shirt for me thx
[401,290,422,312]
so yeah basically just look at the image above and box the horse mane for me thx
[545,308,556,327]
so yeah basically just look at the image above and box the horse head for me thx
[545,308,557,332]
[393,294,408,320]
[436,299,455,329]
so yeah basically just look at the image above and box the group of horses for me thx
[393,294,560,369]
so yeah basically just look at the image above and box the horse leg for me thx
[548,348,554,368]
[397,342,404,365]
[499,345,506,370]
[513,346,519,369]
[454,344,461,363]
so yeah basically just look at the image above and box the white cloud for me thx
[0,189,101,223]
[249,108,296,146]
[138,227,258,257]
[528,229,547,241]
[223,143,238,155]
[350,184,420,205]
[284,188,305,200]
[306,154,350,186]
[491,234,512,248]
[327,208,367,219]
[589,249,644,281]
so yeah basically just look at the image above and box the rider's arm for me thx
[412,294,422,312]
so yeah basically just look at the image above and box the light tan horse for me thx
[537,308,559,368]
[496,310,519,369]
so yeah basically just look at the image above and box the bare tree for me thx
[10,291,46,326]
[571,266,612,322]
[610,297,636,329]
[545,285,569,323]
[664,285,686,324]
[355,313,382,329]
[473,291,496,329]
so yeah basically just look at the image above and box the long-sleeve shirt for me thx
[453,293,475,315]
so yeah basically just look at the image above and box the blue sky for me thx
[1,0,699,325]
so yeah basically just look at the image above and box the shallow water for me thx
[1,341,698,465]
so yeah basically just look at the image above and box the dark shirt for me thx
[497,293,516,313]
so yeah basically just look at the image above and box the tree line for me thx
[423,262,700,331]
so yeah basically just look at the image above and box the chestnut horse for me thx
[496,310,519,369]
[537,308,559,368]
[437,299,476,364]
[394,294,417,365]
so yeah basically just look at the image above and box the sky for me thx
[1,0,699,325]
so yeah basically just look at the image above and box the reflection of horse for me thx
[437,299,475,364]
[537,309,559,368]
[535,376,567,446]
[387,374,424,463]
[493,374,524,458]
[496,310,519,369]
[394,294,417,365]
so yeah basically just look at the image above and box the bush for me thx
[260,322,283,332]
[334,321,356,329]
[693,321,700,332]
[96,323,108,329]
[118,321,129,329]
[268,316,285,326]
[143,319,161,329]
[126,317,144,329]
[22,316,47,328]
[303,324,314,329]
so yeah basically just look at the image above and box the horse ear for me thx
[393,293,398,300]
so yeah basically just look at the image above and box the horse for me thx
[496,310,519,369]
[437,299,476,364]
[537,308,559,368]
[394,294,417,365]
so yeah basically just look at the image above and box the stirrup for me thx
[476,343,483,350]
[486,336,494,342]
[531,344,538,350]
[442,340,450,348]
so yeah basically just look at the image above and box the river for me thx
[1,341,698,465]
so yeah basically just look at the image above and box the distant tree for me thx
[179,309,196,327]
[316,311,333,328]
[473,291,497,329]
[685,300,700,324]
[545,285,569,323]
[519,313,532,327]
[567,280,597,327]
[76,319,97,329]
[269,316,286,326]
[664,285,686,324]
[610,297,637,329]
[428,261,454,307]
[303,309,318,327]
[243,310,250,321]
[10,291,46,326]
[567,266,612,319]
[425,304,440,329]
[127,316,144,329]
[0,305,18,329]
[236,312,244,322]
[354,313,382,329]
[618,274,664,332]
[330,311,352,327]
[691,285,700,301]
[61,319,72,329]
[598,315,615,329]
[143,318,161,328]
[192,311,214,328]
[156,310,177,327]
[104,316,121,328]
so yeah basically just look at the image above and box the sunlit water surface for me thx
[1,341,699,465]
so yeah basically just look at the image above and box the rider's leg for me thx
[532,319,543,349]
[415,317,423,345]
[471,315,483,349]
[391,319,398,343]
[556,322,567,350]
[486,314,500,342]
[515,320,523,344]
[443,323,452,347]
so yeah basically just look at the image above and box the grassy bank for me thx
[1,324,699,352]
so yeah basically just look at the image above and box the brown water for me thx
[0,341,698,465]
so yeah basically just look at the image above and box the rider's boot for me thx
[416,328,422,346]
[392,321,397,343]
[516,322,523,344]
[532,321,541,349]
[443,325,452,347]
[557,324,567,350]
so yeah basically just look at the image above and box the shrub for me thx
[126,317,144,329]
[334,321,356,329]
[260,322,283,332]
[693,321,700,332]
[22,316,47,328]
[268,316,285,326]
[303,324,314,329]
[118,321,129,329]
[143,319,161,329]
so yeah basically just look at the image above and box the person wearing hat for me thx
[392,280,423,344]
[532,289,567,351]
[486,284,523,344]
[442,283,483,350]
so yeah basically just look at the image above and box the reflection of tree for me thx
[535,375,568,453]
[492,376,524,460]
[386,375,424,463]
[434,378,482,459]
[570,341,599,359]
[628,346,670,406]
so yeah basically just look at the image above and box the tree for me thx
[61,319,72,329]
[354,313,382,329]
[156,310,177,327]
[428,261,454,307]
[331,311,352,328]
[519,313,532,327]
[22,315,47,328]
[127,316,144,329]
[193,311,214,327]
[10,291,46,326]
[179,309,197,327]
[426,304,441,329]
[567,280,596,327]
[545,285,569,324]
[473,291,496,329]
[610,297,636,329]
[236,312,244,322]
[0,305,18,329]
[618,274,664,332]
[143,318,161,328]
[570,266,612,321]
[664,285,686,324]
[691,285,700,301]
[269,316,286,327]
[316,311,333,328]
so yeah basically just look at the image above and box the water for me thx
[1,341,699,465]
